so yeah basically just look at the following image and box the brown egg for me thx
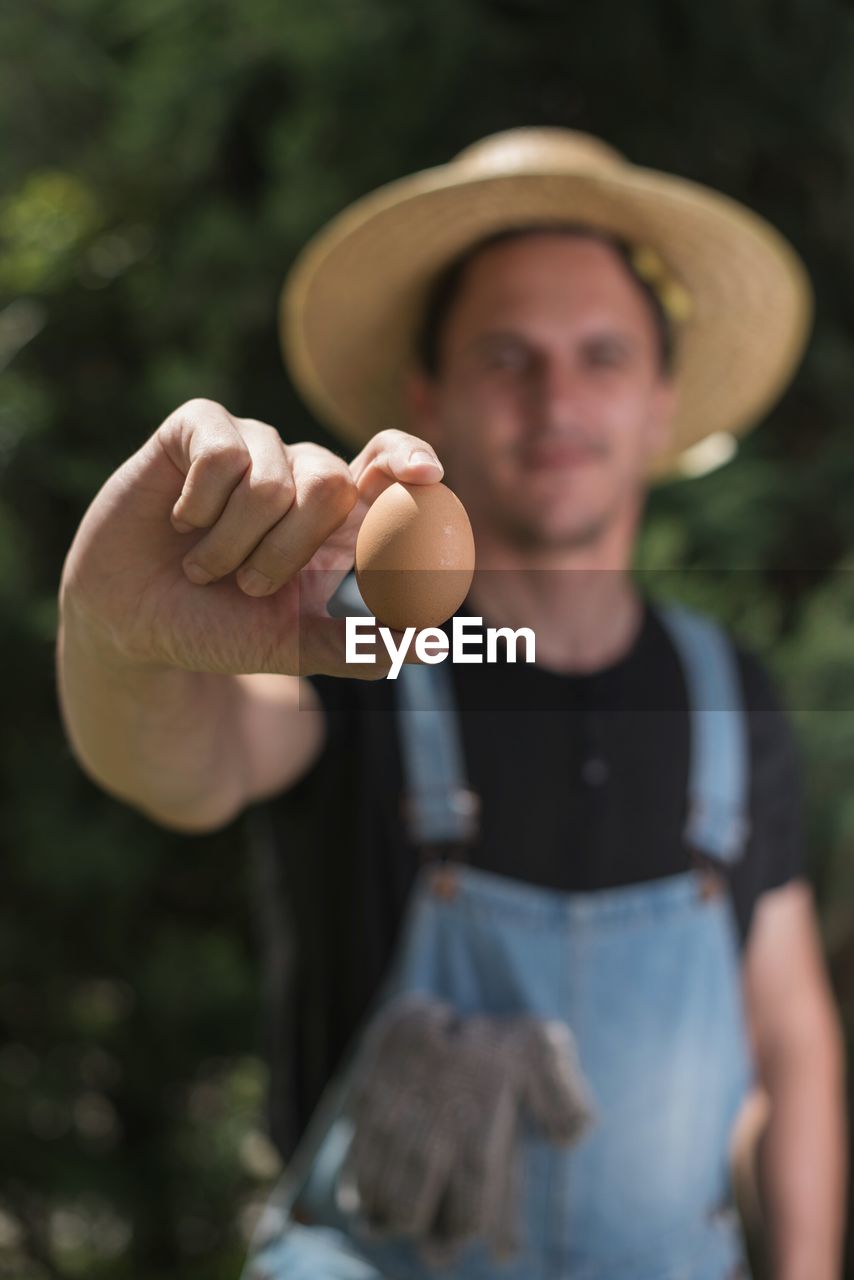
[355,482,475,631]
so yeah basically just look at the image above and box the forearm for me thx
[758,1032,848,1280]
[56,588,246,831]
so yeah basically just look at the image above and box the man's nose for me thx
[528,358,588,425]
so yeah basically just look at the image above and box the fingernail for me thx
[184,562,212,585]
[172,518,195,533]
[408,449,441,470]
[237,567,272,596]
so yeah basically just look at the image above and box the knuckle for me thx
[195,440,251,475]
[291,440,340,467]
[242,417,283,440]
[372,427,407,451]
[302,467,357,514]
[248,470,295,510]
[172,396,226,425]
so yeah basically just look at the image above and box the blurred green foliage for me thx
[2,0,854,1274]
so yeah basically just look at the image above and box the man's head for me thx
[406,227,678,554]
[282,127,811,504]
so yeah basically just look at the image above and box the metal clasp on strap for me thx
[399,787,481,850]
[658,603,751,869]
[690,848,727,902]
[428,861,463,901]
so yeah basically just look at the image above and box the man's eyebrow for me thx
[464,329,534,353]
[582,330,639,350]
[465,326,641,354]
[472,328,528,342]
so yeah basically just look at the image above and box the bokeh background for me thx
[3,0,854,1275]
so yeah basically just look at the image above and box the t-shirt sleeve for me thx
[729,645,807,945]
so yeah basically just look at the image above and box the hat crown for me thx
[453,127,627,179]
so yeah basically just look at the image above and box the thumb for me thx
[298,613,424,680]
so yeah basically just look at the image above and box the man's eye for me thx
[485,346,530,372]
[586,343,630,368]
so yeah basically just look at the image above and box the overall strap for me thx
[330,573,479,851]
[658,602,751,866]
[394,663,480,847]
[334,574,749,863]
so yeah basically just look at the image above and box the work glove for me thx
[336,993,596,1265]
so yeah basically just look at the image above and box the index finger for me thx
[349,429,443,506]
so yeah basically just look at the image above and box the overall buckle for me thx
[691,849,727,901]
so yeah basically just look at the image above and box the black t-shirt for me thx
[259,595,804,1157]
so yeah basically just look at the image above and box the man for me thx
[57,129,846,1278]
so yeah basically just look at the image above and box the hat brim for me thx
[281,159,813,478]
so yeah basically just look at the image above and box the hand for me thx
[60,399,444,678]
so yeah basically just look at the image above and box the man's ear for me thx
[405,369,443,449]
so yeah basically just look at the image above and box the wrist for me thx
[58,575,167,676]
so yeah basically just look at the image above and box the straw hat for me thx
[281,128,812,478]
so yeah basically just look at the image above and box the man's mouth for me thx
[519,443,601,469]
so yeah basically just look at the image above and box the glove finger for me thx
[381,1110,457,1237]
[424,1095,491,1247]
[339,1123,394,1229]
[417,1188,467,1270]
[371,1085,458,1233]
[519,1020,597,1143]
[430,1154,482,1245]
[343,1086,452,1237]
[422,1099,521,1267]
[481,1092,524,1261]
[418,1025,522,1251]
[338,998,461,1237]
[337,1119,374,1213]
[488,1156,522,1261]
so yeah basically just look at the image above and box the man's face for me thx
[408,233,678,553]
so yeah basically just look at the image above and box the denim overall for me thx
[245,597,755,1280]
